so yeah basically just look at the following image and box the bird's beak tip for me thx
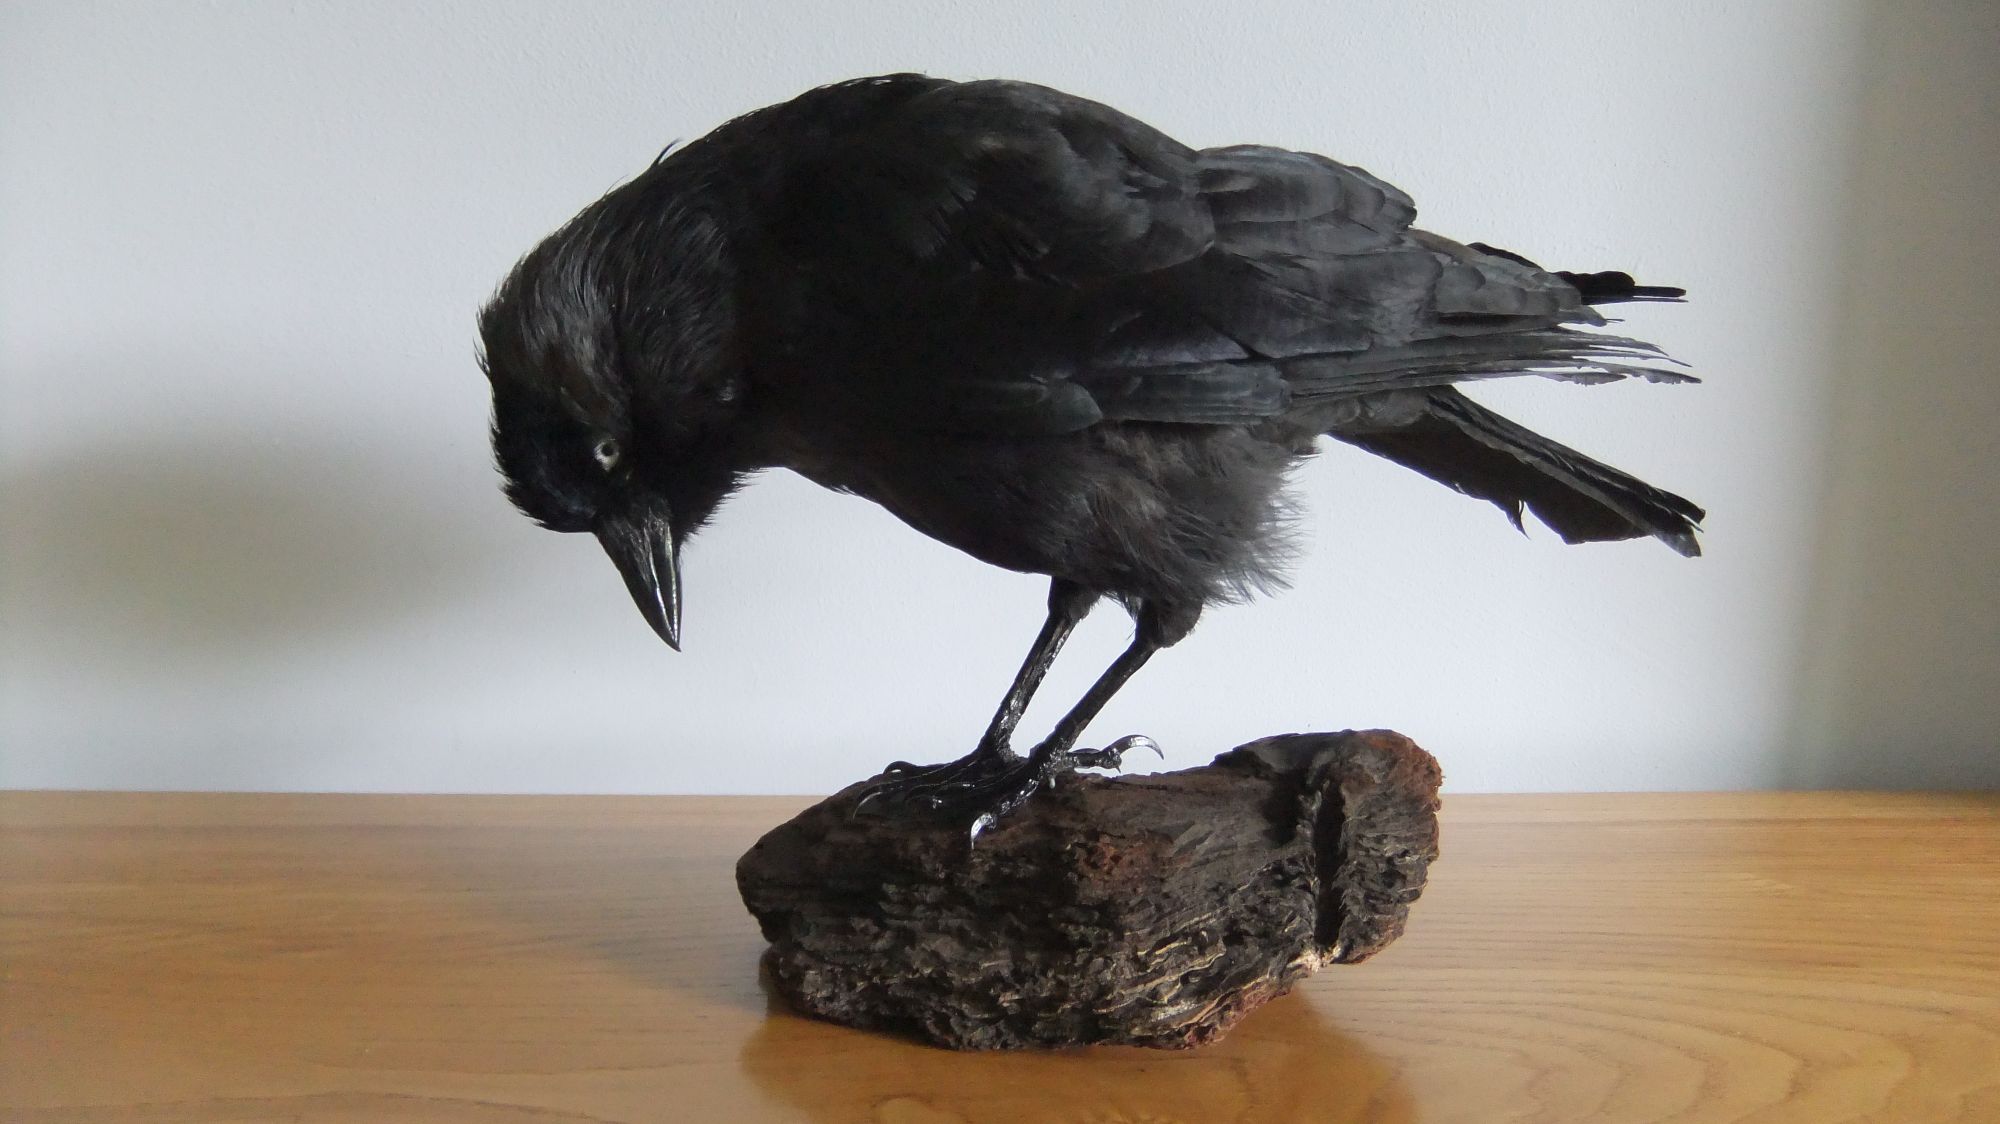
[644,602,683,651]
[594,497,683,653]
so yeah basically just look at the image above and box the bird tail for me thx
[1555,269,1686,305]
[1328,387,1704,556]
[1280,328,1694,399]
[1466,243,1687,305]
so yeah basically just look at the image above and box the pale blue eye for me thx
[593,438,621,471]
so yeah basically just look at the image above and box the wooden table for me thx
[3,791,1996,1123]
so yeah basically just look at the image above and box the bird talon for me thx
[1110,733,1164,761]
[849,787,887,817]
[1066,733,1160,772]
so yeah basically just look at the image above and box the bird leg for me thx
[855,580,1096,810]
[951,628,1169,837]
[975,578,1101,761]
[907,600,1197,837]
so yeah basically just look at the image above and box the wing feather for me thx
[729,76,1667,436]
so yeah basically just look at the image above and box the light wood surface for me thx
[3,790,1996,1123]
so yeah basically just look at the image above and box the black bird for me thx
[480,74,1702,831]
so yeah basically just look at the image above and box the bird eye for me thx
[593,437,621,471]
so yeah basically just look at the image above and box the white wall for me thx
[4,1,1995,794]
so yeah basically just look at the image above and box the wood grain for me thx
[2,790,1996,1123]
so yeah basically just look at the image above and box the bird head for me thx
[479,183,742,651]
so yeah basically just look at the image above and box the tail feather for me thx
[1557,269,1686,304]
[1282,327,1695,399]
[1329,387,1704,556]
[1466,242,1687,305]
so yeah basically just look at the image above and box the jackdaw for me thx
[480,74,1702,831]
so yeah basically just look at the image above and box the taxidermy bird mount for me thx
[480,74,1701,837]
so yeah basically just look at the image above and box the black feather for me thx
[1469,241,1686,304]
[1330,387,1704,556]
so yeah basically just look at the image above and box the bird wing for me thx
[733,76,1667,435]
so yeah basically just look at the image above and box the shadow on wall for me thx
[1,425,501,662]
[1784,3,2000,789]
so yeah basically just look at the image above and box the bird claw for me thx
[849,734,1162,839]
[851,749,1014,818]
[848,753,1045,839]
[1117,733,1165,760]
[1067,733,1163,772]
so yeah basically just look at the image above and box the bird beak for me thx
[593,495,682,650]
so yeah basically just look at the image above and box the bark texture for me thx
[736,730,1442,1050]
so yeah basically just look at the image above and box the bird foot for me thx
[851,747,1014,817]
[852,735,1163,841]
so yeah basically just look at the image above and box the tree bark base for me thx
[735,730,1443,1050]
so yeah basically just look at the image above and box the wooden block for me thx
[736,730,1443,1050]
